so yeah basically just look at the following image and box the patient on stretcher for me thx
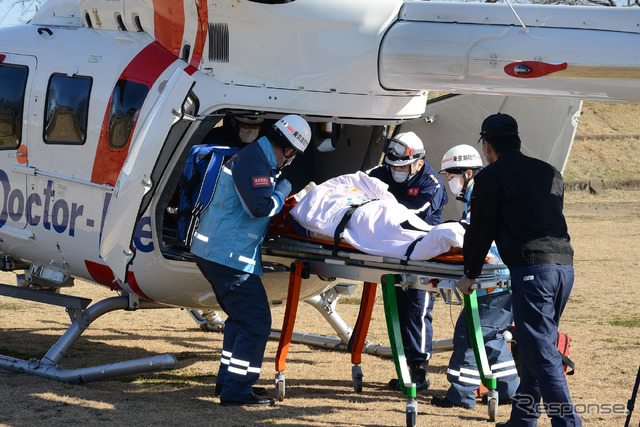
[269,171,498,263]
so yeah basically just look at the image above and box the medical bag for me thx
[508,328,575,376]
[176,144,238,246]
[556,331,575,375]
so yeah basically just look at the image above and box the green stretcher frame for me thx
[381,274,497,397]
[382,274,416,398]
[464,292,497,390]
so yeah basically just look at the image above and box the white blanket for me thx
[290,172,468,261]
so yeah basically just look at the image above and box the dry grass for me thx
[564,101,640,182]
[0,188,638,426]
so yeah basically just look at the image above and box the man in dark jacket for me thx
[457,113,581,426]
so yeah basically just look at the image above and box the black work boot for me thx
[409,361,430,392]
[388,361,431,392]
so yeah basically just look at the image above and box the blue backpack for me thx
[177,144,238,246]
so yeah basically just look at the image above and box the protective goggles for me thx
[386,139,422,162]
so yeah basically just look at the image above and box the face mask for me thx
[238,127,260,143]
[448,175,464,196]
[391,170,409,183]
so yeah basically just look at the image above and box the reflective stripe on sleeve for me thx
[410,201,431,215]
[238,255,256,266]
[268,196,281,217]
[194,232,209,243]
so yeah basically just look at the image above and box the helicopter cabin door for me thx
[99,68,195,283]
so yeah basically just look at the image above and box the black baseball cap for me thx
[480,113,519,140]
[479,113,521,151]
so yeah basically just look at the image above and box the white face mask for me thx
[448,175,464,196]
[238,127,260,143]
[391,170,409,183]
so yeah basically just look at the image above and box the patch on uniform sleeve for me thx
[251,176,272,188]
[407,187,419,197]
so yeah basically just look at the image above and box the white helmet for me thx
[440,144,483,172]
[274,114,311,153]
[384,132,425,167]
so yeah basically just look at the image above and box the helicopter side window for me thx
[0,63,28,149]
[44,73,92,144]
[108,79,149,149]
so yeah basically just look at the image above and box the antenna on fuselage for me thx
[504,0,529,34]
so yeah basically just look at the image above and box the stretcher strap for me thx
[332,200,375,256]
[401,236,425,265]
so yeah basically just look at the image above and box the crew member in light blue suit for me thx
[190,114,311,407]
[432,144,518,409]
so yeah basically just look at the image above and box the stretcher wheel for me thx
[487,389,499,422]
[275,372,285,401]
[352,365,363,393]
[406,399,418,427]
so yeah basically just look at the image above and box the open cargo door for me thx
[397,94,582,221]
[99,68,195,283]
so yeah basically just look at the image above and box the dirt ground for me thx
[0,188,638,427]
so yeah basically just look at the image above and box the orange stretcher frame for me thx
[274,261,378,400]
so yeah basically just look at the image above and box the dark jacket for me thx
[463,150,573,278]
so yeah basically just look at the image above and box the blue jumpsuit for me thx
[445,185,519,408]
[368,162,448,367]
[190,137,289,402]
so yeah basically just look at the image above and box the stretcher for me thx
[263,233,511,426]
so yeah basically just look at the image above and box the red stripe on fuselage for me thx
[91,42,177,186]
[153,0,185,58]
[190,0,208,68]
[127,271,155,302]
[85,260,123,291]
[85,260,155,302]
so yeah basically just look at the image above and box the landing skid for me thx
[0,284,176,383]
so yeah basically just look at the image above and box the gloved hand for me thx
[275,178,292,198]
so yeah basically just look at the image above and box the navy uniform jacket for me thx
[463,149,573,279]
[369,163,448,225]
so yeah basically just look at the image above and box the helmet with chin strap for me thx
[440,144,483,202]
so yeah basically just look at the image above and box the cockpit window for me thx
[108,79,149,149]
[0,64,28,149]
[44,73,92,144]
